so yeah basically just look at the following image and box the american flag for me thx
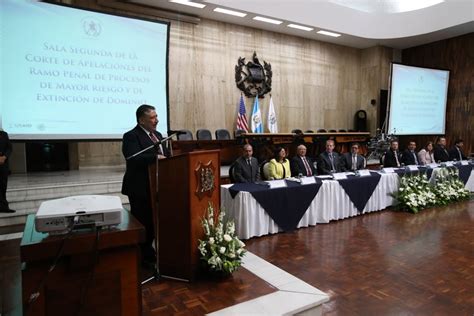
[236,94,249,132]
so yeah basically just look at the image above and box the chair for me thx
[177,129,193,140]
[215,129,231,140]
[234,129,246,138]
[338,129,347,132]
[305,130,314,133]
[228,163,236,183]
[348,129,356,132]
[196,129,212,140]
[328,129,337,133]
[261,161,272,180]
[291,129,303,134]
[317,129,327,133]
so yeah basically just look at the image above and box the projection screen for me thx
[388,63,449,135]
[0,0,169,140]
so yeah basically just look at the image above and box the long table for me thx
[222,166,474,240]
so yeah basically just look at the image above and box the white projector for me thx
[35,195,123,234]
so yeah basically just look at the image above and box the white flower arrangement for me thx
[198,203,246,275]
[432,167,470,205]
[395,167,470,213]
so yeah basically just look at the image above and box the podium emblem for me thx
[195,160,216,199]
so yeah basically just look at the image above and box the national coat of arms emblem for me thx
[194,160,216,200]
[235,52,272,98]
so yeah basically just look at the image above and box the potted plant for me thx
[198,204,246,276]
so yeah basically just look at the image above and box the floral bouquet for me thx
[396,173,436,213]
[198,203,246,275]
[432,167,470,205]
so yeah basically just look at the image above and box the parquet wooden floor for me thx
[1,199,473,315]
[245,200,474,315]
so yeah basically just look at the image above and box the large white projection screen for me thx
[388,63,449,135]
[0,0,169,140]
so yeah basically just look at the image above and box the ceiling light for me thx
[169,0,206,9]
[329,0,444,13]
[214,8,247,17]
[317,30,341,37]
[287,24,313,32]
[253,16,283,25]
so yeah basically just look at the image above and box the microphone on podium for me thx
[167,130,187,136]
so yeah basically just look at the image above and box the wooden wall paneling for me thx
[402,33,473,156]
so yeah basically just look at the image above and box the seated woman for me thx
[417,141,435,165]
[268,147,291,180]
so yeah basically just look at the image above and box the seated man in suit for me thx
[232,144,260,183]
[382,140,402,167]
[318,139,342,175]
[341,142,366,171]
[448,139,467,161]
[434,137,450,162]
[401,141,419,165]
[290,144,316,177]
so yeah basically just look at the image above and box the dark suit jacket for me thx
[318,151,342,175]
[448,146,467,161]
[290,156,317,176]
[434,145,450,162]
[341,153,365,171]
[121,125,169,199]
[0,131,12,210]
[232,156,260,183]
[383,150,402,167]
[0,131,12,170]
[401,150,419,165]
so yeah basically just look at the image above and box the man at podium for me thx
[122,104,169,265]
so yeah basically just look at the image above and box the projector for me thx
[35,195,122,234]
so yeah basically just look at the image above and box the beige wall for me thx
[71,1,395,167]
[170,19,366,133]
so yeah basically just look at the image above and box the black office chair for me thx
[348,129,356,132]
[305,130,314,133]
[234,129,246,138]
[196,129,212,140]
[215,129,231,140]
[291,129,303,134]
[317,129,327,133]
[338,129,347,132]
[228,163,236,183]
[177,129,193,140]
[328,129,337,133]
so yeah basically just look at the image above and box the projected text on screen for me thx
[0,0,169,140]
[388,64,449,135]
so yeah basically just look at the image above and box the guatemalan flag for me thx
[267,95,278,133]
[251,95,263,133]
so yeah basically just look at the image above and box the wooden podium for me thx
[21,210,145,316]
[148,150,220,280]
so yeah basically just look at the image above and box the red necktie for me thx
[302,157,312,176]
[149,132,162,154]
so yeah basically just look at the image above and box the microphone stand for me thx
[125,132,177,285]
[126,133,176,161]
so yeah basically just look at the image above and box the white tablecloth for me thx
[222,170,474,240]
